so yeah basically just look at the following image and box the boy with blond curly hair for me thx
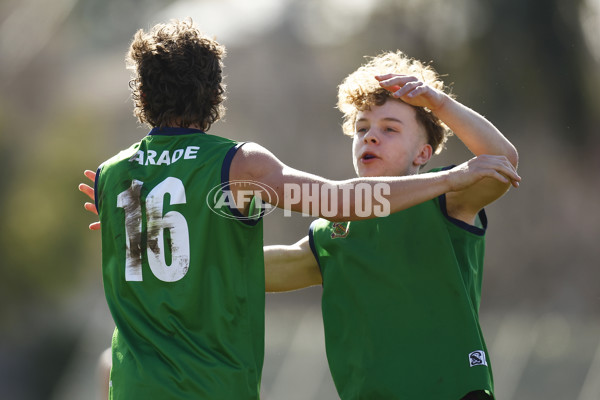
[265,51,519,400]
[81,20,519,399]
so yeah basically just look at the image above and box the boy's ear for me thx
[414,143,433,167]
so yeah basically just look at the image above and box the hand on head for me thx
[375,74,446,111]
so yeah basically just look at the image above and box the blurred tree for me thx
[463,0,597,144]
[0,110,106,326]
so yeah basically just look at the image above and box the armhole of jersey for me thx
[220,142,263,226]
[94,165,102,213]
[437,165,488,236]
[308,220,323,278]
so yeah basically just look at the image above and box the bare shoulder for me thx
[229,142,283,182]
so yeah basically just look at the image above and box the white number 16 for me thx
[116,177,190,282]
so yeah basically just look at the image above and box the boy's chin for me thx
[357,168,385,178]
[357,167,410,178]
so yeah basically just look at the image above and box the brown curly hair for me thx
[337,51,453,154]
[126,19,226,130]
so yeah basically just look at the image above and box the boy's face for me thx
[352,99,432,178]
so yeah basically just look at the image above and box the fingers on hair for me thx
[337,51,454,154]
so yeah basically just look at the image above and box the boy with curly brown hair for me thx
[265,51,519,400]
[81,19,519,399]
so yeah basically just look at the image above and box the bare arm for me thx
[432,97,518,223]
[265,236,322,292]
[378,74,519,223]
[80,139,520,227]
[229,142,519,222]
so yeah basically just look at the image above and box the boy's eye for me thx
[356,128,367,134]
[385,127,398,132]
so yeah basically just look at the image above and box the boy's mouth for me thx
[360,151,379,162]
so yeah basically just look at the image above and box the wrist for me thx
[429,94,453,116]
[440,169,455,193]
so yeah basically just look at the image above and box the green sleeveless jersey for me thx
[96,127,265,400]
[309,185,494,399]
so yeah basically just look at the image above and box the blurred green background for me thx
[1,0,600,399]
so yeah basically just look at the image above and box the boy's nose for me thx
[363,130,379,144]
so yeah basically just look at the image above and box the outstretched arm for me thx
[377,74,519,223]
[265,236,322,292]
[229,142,519,222]
[80,140,520,228]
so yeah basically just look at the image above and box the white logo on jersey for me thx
[468,350,488,367]
[207,180,278,220]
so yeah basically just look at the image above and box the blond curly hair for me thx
[126,19,226,130]
[337,51,453,154]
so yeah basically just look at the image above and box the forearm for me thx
[232,142,519,222]
[434,97,518,166]
[332,171,453,220]
[274,159,518,221]
[264,238,322,292]
[275,167,456,221]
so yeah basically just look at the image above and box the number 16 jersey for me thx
[96,127,265,400]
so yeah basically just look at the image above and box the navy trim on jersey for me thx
[308,220,323,278]
[437,165,487,236]
[94,166,101,212]
[437,193,487,236]
[220,142,263,226]
[148,127,205,136]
